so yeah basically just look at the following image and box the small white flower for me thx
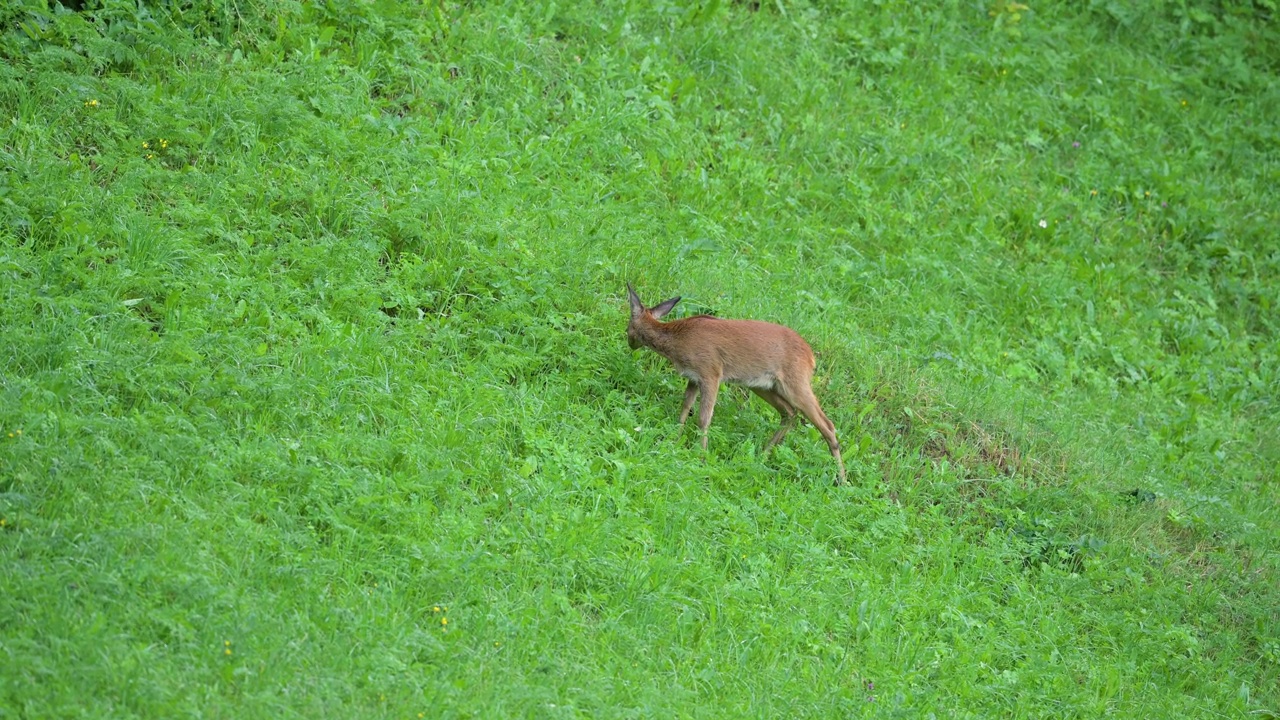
[1038,219,1048,228]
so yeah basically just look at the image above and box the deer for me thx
[625,284,846,484]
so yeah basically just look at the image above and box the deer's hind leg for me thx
[780,382,847,484]
[751,387,797,451]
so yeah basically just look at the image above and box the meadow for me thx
[1,0,1277,716]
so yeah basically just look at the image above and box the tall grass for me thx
[2,0,1277,716]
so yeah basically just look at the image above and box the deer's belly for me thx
[732,373,778,390]
[676,367,776,390]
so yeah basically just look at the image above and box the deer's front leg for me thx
[677,379,699,425]
[696,378,720,450]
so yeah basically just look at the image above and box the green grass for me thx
[2,0,1278,716]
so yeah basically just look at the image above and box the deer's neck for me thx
[644,317,699,358]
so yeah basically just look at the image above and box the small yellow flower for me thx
[433,606,440,613]
[142,141,150,149]
[6,433,11,438]
[224,640,231,646]
[224,648,232,656]
[1144,191,1151,197]
[1090,189,1098,196]
[146,154,153,159]
[160,139,169,148]
[13,430,19,435]
[84,99,99,107]
[441,617,448,626]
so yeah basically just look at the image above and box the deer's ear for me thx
[627,284,646,319]
[650,296,681,320]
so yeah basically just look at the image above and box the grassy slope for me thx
[1,0,1277,717]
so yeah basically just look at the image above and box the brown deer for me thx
[626,284,846,483]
